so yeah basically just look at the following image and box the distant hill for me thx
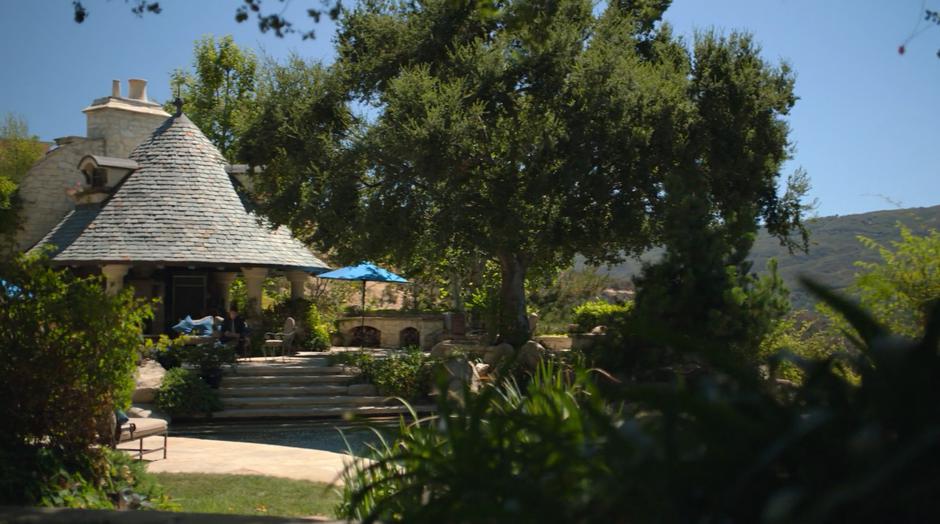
[579,205,940,310]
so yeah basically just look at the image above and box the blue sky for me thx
[1,0,937,217]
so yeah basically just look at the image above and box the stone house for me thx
[19,79,329,334]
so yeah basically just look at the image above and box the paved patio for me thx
[142,436,355,485]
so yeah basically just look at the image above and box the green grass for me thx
[152,473,340,518]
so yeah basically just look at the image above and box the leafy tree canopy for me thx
[0,114,45,244]
[243,0,807,346]
[167,35,259,161]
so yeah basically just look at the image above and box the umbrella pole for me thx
[360,280,366,349]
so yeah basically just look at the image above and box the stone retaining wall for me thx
[335,315,445,350]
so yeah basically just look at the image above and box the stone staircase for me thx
[213,354,423,419]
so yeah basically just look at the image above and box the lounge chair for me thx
[116,417,168,460]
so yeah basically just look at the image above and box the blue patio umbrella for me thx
[317,262,408,344]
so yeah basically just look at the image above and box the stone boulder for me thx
[483,343,515,366]
[518,340,546,370]
[432,358,481,396]
[430,340,461,359]
[132,359,166,403]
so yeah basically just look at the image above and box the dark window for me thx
[91,168,107,188]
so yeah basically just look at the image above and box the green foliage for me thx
[149,335,187,369]
[155,367,222,417]
[0,113,45,243]
[0,251,153,455]
[528,268,615,335]
[634,250,792,366]
[571,299,633,333]
[0,446,175,509]
[339,361,619,522]
[850,225,940,338]
[167,35,258,161]
[758,311,848,384]
[367,349,432,401]
[342,285,940,523]
[184,343,236,374]
[305,302,331,351]
[147,336,235,375]
[243,1,806,347]
[334,349,433,401]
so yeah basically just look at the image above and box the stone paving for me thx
[143,436,354,485]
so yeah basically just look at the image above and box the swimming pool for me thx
[171,418,401,456]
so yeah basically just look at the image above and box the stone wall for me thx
[84,97,169,158]
[15,137,104,250]
[336,315,445,349]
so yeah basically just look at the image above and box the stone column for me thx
[241,267,268,319]
[285,270,309,300]
[213,272,238,312]
[101,264,130,296]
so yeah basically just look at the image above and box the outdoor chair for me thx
[116,417,168,461]
[264,317,296,361]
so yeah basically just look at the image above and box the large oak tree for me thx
[243,0,806,346]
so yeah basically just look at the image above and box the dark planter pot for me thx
[156,354,181,370]
[199,368,224,389]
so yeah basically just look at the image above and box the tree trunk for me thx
[497,252,530,347]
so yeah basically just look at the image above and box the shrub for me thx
[332,349,432,400]
[341,284,940,523]
[0,251,152,461]
[758,311,849,384]
[304,302,331,351]
[367,349,432,400]
[155,367,222,417]
[835,225,940,339]
[0,447,176,509]
[149,335,187,370]
[571,299,632,332]
[0,252,161,507]
[182,343,236,373]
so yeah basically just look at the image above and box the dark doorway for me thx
[350,326,381,347]
[171,274,206,324]
[399,327,420,348]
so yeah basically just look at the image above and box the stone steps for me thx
[218,385,350,397]
[220,395,393,409]
[211,404,429,420]
[222,374,357,386]
[215,354,396,419]
[230,365,348,375]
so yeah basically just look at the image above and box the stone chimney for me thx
[128,78,148,101]
[83,79,170,158]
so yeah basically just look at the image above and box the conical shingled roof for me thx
[46,113,329,272]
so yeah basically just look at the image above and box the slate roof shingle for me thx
[41,113,329,273]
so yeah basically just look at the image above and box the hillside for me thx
[581,205,940,310]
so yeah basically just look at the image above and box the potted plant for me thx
[183,343,236,388]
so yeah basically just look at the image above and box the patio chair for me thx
[116,417,168,460]
[264,317,296,361]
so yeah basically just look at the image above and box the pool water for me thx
[171,418,401,456]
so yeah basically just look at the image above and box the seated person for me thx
[221,307,248,354]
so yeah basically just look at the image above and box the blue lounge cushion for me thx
[190,316,214,337]
[172,315,195,334]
